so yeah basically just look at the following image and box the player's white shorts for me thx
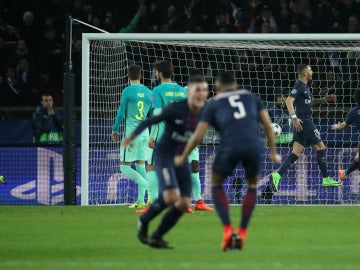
[188,146,199,162]
[120,135,149,162]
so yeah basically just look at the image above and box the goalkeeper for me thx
[111,64,152,209]
[332,89,360,180]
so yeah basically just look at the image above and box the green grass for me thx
[0,206,359,270]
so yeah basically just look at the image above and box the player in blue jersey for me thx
[332,89,360,180]
[184,69,214,212]
[175,71,281,251]
[269,64,341,192]
[137,62,214,213]
[122,75,209,249]
[111,64,152,209]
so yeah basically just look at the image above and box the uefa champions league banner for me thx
[0,146,360,205]
[0,147,81,205]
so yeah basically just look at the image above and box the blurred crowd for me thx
[0,0,359,107]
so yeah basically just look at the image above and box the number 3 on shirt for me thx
[135,101,144,120]
[228,95,246,119]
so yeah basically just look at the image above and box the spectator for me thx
[337,0,360,30]
[15,57,37,105]
[164,4,185,32]
[146,2,162,32]
[7,39,32,67]
[32,93,63,144]
[290,22,300,33]
[347,15,360,33]
[18,11,39,52]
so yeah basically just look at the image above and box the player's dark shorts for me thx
[154,150,192,197]
[213,144,262,179]
[293,118,322,146]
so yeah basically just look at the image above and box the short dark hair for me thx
[188,74,205,84]
[189,69,204,77]
[154,60,174,79]
[353,89,360,105]
[41,93,52,101]
[188,69,205,84]
[216,71,236,85]
[297,64,309,75]
[128,64,141,80]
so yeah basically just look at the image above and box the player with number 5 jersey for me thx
[174,71,281,251]
[112,64,152,209]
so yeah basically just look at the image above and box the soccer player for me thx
[111,64,152,209]
[140,65,213,213]
[269,64,341,192]
[185,70,214,211]
[332,89,360,180]
[0,175,6,185]
[123,76,209,249]
[137,60,189,214]
[174,71,281,251]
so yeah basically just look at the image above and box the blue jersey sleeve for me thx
[112,89,129,131]
[133,104,172,136]
[289,84,303,100]
[256,95,265,111]
[199,101,215,125]
[345,109,355,125]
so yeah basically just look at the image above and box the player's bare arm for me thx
[174,121,208,166]
[259,109,281,164]
[331,121,348,130]
[111,131,118,142]
[122,133,136,147]
[285,96,303,132]
[311,94,337,106]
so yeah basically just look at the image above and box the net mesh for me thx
[85,37,360,205]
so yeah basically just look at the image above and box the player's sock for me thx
[316,149,328,177]
[240,188,257,230]
[346,160,359,175]
[152,205,183,240]
[141,195,167,224]
[135,163,147,180]
[212,185,231,226]
[278,153,298,176]
[147,170,159,201]
[120,165,147,202]
[135,164,149,202]
[191,172,202,201]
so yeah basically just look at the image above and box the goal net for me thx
[81,34,360,205]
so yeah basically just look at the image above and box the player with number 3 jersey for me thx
[112,65,152,209]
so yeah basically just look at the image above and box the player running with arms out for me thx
[332,89,360,180]
[269,64,341,193]
[122,76,209,249]
[137,61,214,213]
[175,71,281,251]
[111,64,152,209]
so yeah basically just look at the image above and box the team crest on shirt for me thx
[291,89,297,94]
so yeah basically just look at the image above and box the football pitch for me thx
[0,206,359,270]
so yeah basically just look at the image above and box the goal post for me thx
[81,33,360,206]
